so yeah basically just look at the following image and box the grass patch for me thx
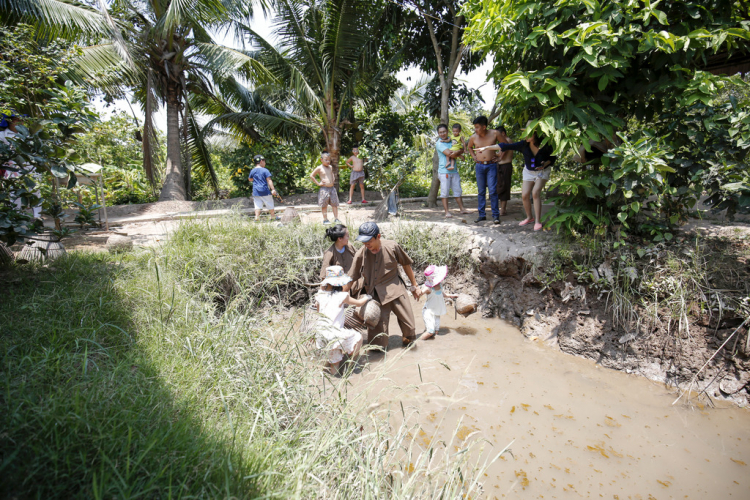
[1,216,492,498]
[531,231,750,336]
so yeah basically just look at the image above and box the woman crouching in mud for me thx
[320,223,361,296]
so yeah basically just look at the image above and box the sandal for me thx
[444,213,453,218]
[347,200,352,204]
[534,223,543,231]
[519,218,534,226]
[361,200,369,204]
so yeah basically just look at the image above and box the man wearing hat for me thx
[348,222,421,348]
[248,155,277,221]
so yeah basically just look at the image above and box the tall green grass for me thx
[1,216,497,498]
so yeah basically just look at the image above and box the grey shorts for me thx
[439,172,462,198]
[318,186,340,207]
[350,170,365,185]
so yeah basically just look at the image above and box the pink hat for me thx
[424,265,447,288]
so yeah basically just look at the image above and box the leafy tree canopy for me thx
[463,0,750,236]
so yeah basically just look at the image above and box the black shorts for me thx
[496,162,513,201]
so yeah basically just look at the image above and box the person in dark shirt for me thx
[475,121,556,231]
[248,155,278,221]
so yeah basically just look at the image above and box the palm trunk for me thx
[325,125,342,190]
[159,79,186,201]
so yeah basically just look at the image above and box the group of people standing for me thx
[436,116,557,231]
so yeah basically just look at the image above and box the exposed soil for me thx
[471,229,750,408]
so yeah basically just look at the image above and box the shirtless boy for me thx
[494,126,514,216]
[346,147,368,205]
[309,152,341,225]
[466,116,504,224]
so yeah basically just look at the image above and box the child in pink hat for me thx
[419,264,458,340]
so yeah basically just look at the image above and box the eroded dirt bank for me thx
[463,226,750,408]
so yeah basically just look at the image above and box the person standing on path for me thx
[475,121,556,231]
[435,124,471,218]
[345,147,368,205]
[466,116,503,224]
[248,155,277,221]
[348,222,421,349]
[494,126,514,217]
[309,152,341,225]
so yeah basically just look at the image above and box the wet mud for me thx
[352,300,750,498]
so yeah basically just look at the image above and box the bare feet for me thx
[460,209,472,214]
[499,211,508,216]
[421,331,436,340]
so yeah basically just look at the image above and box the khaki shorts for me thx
[318,186,340,207]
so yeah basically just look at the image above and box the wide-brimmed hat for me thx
[424,265,447,288]
[321,265,352,287]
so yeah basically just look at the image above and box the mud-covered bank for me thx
[463,227,750,408]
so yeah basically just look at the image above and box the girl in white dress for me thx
[419,265,458,340]
[314,266,371,374]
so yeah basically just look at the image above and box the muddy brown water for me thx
[349,301,750,498]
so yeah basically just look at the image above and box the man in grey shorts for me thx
[309,152,341,224]
[434,124,470,218]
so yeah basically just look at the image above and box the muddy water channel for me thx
[351,304,750,498]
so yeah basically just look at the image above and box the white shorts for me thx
[253,195,274,210]
[439,173,462,198]
[523,167,552,183]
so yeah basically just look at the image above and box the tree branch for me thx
[415,2,445,84]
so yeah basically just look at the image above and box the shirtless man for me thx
[466,116,503,224]
[346,147,368,204]
[309,152,341,225]
[494,126,514,216]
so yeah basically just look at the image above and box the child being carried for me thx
[419,264,457,340]
[314,265,371,374]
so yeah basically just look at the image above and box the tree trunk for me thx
[159,80,186,201]
[426,150,441,207]
[426,81,452,207]
[325,125,342,190]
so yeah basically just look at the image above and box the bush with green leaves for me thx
[0,25,99,242]
[463,0,750,239]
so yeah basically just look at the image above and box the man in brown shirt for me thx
[348,222,421,348]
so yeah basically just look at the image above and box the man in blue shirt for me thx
[435,124,470,218]
[248,155,278,221]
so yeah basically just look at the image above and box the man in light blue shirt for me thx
[435,124,470,218]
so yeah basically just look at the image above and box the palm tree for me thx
[237,0,400,188]
[2,0,270,201]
